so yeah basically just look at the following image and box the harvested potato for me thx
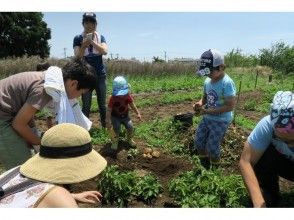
[143,147,153,154]
[146,153,153,159]
[142,153,148,158]
[152,150,160,158]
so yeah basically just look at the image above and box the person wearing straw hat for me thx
[0,123,107,208]
[239,91,294,207]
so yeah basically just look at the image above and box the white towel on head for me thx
[44,66,92,130]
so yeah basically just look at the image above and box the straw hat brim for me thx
[20,150,107,184]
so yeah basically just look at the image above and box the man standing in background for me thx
[73,12,108,127]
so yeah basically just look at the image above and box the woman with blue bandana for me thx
[239,91,294,207]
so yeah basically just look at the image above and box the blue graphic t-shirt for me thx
[203,74,236,122]
[73,34,106,75]
[248,115,294,161]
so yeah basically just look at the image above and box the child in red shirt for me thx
[106,76,141,150]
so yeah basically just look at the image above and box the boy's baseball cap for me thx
[197,49,224,76]
[270,91,294,135]
[82,12,97,23]
[112,76,129,96]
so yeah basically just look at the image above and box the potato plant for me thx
[168,158,248,207]
[97,165,163,207]
[97,165,137,207]
[134,175,163,204]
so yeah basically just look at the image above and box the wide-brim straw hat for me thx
[20,123,107,184]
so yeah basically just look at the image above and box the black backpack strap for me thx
[0,167,41,200]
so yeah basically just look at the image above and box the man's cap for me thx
[197,49,224,76]
[82,12,97,23]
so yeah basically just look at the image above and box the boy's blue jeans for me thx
[194,117,230,160]
[82,74,107,127]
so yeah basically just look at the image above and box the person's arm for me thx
[239,141,266,207]
[202,96,236,115]
[91,41,108,55]
[129,102,142,121]
[12,103,41,145]
[36,186,78,208]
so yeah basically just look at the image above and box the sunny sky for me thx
[43,12,294,61]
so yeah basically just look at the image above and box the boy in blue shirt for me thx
[193,49,236,168]
[239,91,294,207]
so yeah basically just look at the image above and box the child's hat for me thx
[20,123,107,184]
[197,49,224,76]
[112,76,129,96]
[270,91,294,135]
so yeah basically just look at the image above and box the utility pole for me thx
[63,48,67,58]
[110,53,113,59]
[164,51,167,62]
[116,53,119,59]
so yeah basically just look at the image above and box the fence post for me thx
[233,80,242,126]
[254,70,259,89]
[268,74,272,83]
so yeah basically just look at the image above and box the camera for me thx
[85,33,93,40]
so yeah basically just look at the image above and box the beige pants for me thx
[0,120,32,170]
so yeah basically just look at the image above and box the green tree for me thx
[258,41,294,74]
[0,12,51,58]
[225,48,259,68]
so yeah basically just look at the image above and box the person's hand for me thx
[193,102,202,112]
[71,191,102,204]
[200,106,210,115]
[82,38,92,48]
[193,102,202,115]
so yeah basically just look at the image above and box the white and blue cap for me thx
[197,49,224,76]
[270,91,294,135]
[112,76,129,96]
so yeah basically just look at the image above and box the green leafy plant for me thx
[97,165,137,207]
[134,174,163,204]
[127,148,139,159]
[168,157,248,207]
[243,100,256,111]
[97,165,163,207]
